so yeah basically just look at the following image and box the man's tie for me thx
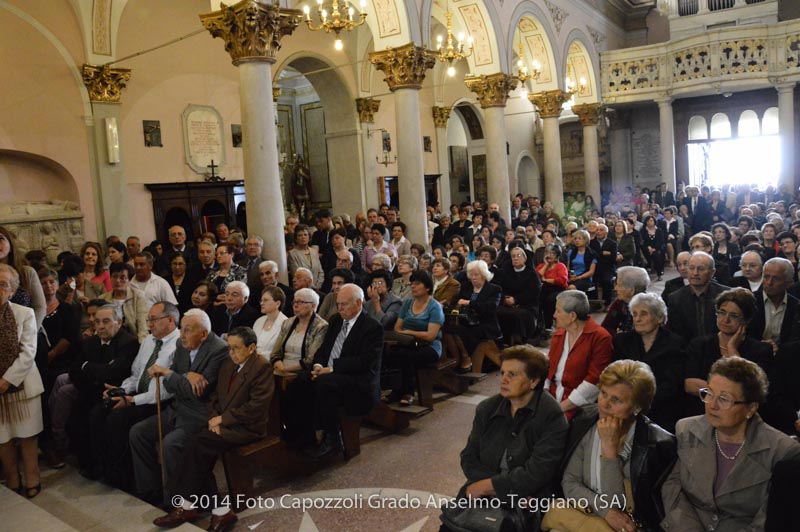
[137,339,163,393]
[327,321,349,368]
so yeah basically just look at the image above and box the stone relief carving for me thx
[543,0,569,34]
[606,58,659,92]
[587,26,606,50]
[0,200,84,265]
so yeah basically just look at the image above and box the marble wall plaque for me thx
[631,129,661,181]
[182,104,225,175]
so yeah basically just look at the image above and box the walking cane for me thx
[154,374,167,493]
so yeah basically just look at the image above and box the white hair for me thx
[465,259,493,281]
[629,292,668,324]
[259,260,278,273]
[616,266,650,294]
[183,308,212,333]
[226,280,250,300]
[294,287,320,311]
[340,283,364,303]
[294,267,313,283]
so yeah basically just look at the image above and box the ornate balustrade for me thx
[601,19,800,103]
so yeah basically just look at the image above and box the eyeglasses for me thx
[0,282,12,290]
[293,300,313,306]
[715,309,742,322]
[699,388,749,410]
[146,315,170,324]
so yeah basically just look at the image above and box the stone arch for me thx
[0,150,81,205]
[514,151,540,197]
[422,0,505,74]
[0,1,91,117]
[273,52,366,217]
[507,3,561,92]
[562,29,600,103]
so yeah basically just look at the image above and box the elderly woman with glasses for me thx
[391,254,418,300]
[683,287,772,417]
[601,266,650,336]
[365,270,402,330]
[662,357,800,532]
[612,293,684,432]
[543,360,676,532]
[270,287,328,444]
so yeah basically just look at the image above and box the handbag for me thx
[541,478,641,532]
[383,330,419,348]
[440,499,531,532]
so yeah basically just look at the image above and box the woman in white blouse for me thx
[252,286,288,358]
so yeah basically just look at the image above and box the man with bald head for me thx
[731,250,763,292]
[666,251,729,343]
[305,284,383,457]
[747,257,800,348]
[166,225,196,267]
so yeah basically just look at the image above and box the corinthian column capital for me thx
[199,0,303,65]
[572,103,603,127]
[369,43,437,91]
[464,73,518,108]
[432,106,451,128]
[81,64,131,103]
[356,98,381,123]
[528,89,570,119]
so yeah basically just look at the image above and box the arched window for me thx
[737,110,760,137]
[710,113,731,139]
[688,116,708,140]
[762,107,779,135]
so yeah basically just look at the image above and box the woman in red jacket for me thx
[546,290,613,421]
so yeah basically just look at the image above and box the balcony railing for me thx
[600,18,800,103]
[674,0,767,17]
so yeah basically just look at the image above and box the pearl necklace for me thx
[714,429,745,460]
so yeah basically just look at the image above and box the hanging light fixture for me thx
[515,37,541,97]
[303,0,367,51]
[436,4,473,77]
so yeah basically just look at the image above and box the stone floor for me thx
[7,269,673,532]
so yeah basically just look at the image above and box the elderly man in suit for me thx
[747,257,800,351]
[589,223,618,306]
[247,260,294,316]
[666,252,729,345]
[152,326,274,531]
[209,281,260,337]
[129,308,228,505]
[306,283,383,457]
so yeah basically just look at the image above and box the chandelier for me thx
[303,0,367,51]
[515,40,541,96]
[436,10,473,77]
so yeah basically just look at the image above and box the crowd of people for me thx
[2,181,800,531]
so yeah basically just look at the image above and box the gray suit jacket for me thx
[661,414,800,532]
[162,332,228,433]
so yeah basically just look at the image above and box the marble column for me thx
[607,109,633,195]
[573,103,603,208]
[356,97,382,211]
[465,73,518,224]
[529,90,569,216]
[201,1,303,284]
[656,96,677,192]
[432,106,452,209]
[776,82,796,191]
[370,43,436,245]
[81,64,132,241]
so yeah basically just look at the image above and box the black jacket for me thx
[312,311,384,415]
[747,288,800,345]
[613,328,685,432]
[561,406,677,532]
[766,340,800,435]
[499,263,541,310]
[589,238,618,281]
[209,304,260,336]
[666,282,729,343]
[460,390,568,502]
[69,329,139,400]
[457,280,502,341]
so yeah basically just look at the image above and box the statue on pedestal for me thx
[291,154,313,220]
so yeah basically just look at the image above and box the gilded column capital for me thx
[572,103,603,127]
[199,0,303,66]
[432,106,451,128]
[528,89,569,119]
[273,87,281,102]
[81,64,131,103]
[356,97,381,123]
[464,73,518,108]
[369,43,437,91]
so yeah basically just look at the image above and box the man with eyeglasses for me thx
[82,301,181,488]
[730,250,763,292]
[666,251,729,344]
[48,303,139,475]
[747,257,800,349]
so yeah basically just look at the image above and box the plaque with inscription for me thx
[631,129,661,182]
[182,104,225,175]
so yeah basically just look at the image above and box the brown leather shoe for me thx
[153,507,201,528]
[207,511,238,532]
